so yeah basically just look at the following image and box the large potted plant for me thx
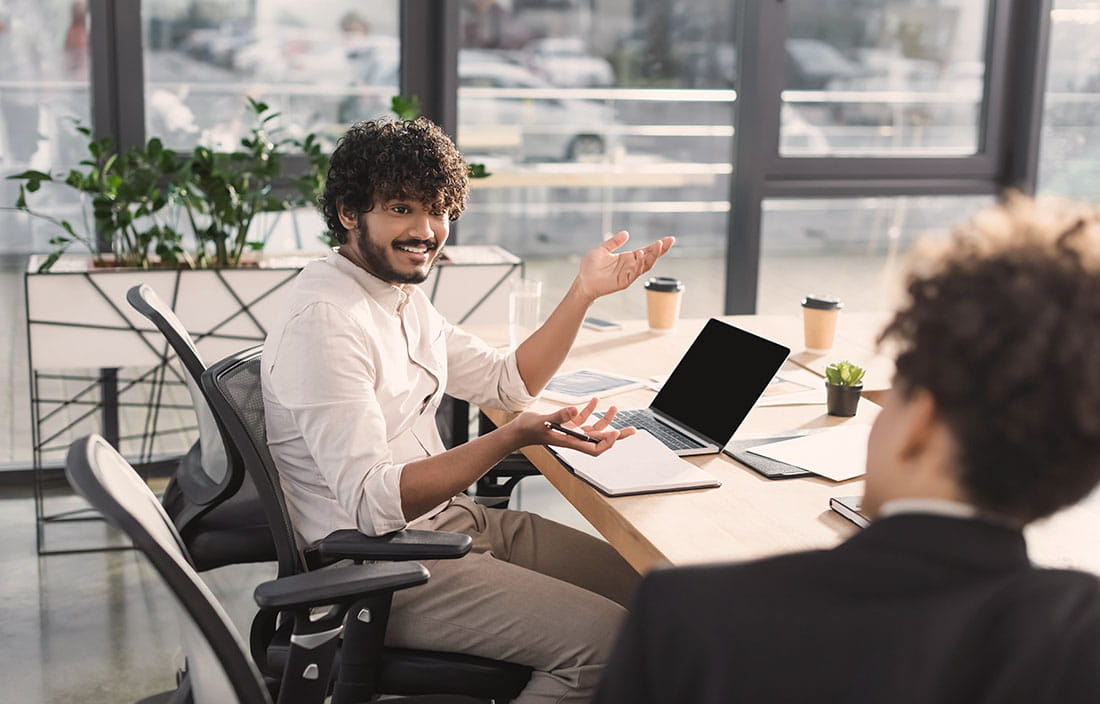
[11,98,319,272]
[11,98,327,480]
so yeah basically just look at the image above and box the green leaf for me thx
[38,251,62,272]
[467,163,491,179]
[8,169,52,181]
[390,95,421,121]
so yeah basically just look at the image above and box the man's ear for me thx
[337,201,359,232]
[898,388,940,461]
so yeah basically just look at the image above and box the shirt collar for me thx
[327,250,410,315]
[878,498,979,520]
[878,497,1022,530]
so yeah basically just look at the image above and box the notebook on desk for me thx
[599,319,790,456]
[552,430,720,496]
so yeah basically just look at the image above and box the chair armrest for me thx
[254,562,429,610]
[308,528,473,565]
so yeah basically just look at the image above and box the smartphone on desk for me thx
[583,316,622,332]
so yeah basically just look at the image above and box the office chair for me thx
[200,347,532,702]
[126,284,275,570]
[64,434,480,704]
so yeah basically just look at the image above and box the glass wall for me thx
[756,195,992,315]
[757,0,996,314]
[455,0,737,321]
[1038,2,1100,199]
[0,0,91,259]
[141,0,400,252]
[780,0,989,157]
[142,0,399,151]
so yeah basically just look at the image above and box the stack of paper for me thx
[746,424,871,481]
[553,430,720,496]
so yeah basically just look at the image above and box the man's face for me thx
[343,198,450,284]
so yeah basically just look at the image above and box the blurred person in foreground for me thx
[263,117,673,703]
[596,194,1100,704]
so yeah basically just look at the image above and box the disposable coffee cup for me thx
[801,294,842,353]
[644,276,684,333]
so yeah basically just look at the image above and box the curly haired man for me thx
[262,117,673,703]
[597,195,1100,703]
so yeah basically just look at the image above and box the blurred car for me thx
[523,37,615,88]
[785,38,860,90]
[458,50,620,161]
[825,50,977,128]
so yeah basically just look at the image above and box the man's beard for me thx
[356,218,441,284]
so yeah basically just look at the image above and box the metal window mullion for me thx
[401,0,459,242]
[88,0,145,150]
[998,0,1053,194]
[725,0,787,314]
[401,0,458,137]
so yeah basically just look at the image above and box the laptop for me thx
[600,319,790,456]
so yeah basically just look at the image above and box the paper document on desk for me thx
[746,424,870,481]
[552,430,721,496]
[754,369,826,406]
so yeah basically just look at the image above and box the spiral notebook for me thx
[551,430,720,496]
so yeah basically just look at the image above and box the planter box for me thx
[26,246,522,370]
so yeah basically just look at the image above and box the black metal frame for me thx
[26,267,297,555]
[725,0,1053,313]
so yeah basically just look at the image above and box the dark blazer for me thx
[596,514,1100,704]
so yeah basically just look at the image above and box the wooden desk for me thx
[481,317,877,573]
[476,315,1100,577]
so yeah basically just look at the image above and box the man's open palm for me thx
[577,231,675,300]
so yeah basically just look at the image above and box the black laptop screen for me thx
[651,319,790,447]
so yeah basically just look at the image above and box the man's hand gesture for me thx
[575,231,675,302]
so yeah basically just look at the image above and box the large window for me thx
[456,0,737,321]
[756,194,992,314]
[781,0,990,157]
[142,0,399,151]
[0,0,91,258]
[141,1,400,253]
[1038,2,1100,199]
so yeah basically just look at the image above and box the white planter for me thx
[25,246,522,370]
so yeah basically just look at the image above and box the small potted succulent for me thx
[825,360,866,417]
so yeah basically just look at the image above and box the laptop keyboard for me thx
[604,409,704,451]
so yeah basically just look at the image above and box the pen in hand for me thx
[544,421,600,445]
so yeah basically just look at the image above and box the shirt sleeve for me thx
[265,302,408,536]
[442,320,537,412]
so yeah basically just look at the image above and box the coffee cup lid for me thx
[801,294,843,310]
[644,276,683,292]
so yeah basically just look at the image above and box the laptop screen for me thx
[651,319,791,447]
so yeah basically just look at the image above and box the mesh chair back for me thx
[126,283,232,492]
[202,347,303,577]
[65,435,271,704]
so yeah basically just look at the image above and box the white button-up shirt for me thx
[261,252,536,546]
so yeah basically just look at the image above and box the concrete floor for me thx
[0,248,906,703]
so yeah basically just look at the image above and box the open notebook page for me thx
[552,430,720,496]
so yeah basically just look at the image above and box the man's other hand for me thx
[575,231,675,301]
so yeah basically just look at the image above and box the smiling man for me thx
[261,117,673,703]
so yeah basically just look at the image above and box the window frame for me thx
[724,0,1053,312]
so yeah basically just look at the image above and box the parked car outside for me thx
[458,50,620,161]
[522,37,615,88]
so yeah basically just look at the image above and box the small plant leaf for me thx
[390,94,421,121]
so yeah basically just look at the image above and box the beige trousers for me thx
[384,493,640,704]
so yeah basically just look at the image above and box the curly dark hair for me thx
[879,194,1100,523]
[321,117,470,244]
